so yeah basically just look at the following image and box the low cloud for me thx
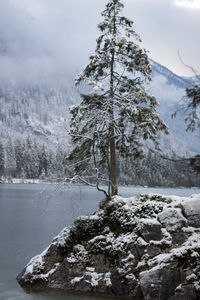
[0,0,199,86]
[175,0,200,10]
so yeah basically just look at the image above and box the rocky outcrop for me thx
[17,193,200,300]
[181,198,200,228]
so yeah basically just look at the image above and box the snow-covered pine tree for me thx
[14,138,25,177]
[182,84,200,132]
[24,136,39,179]
[5,137,16,177]
[67,0,168,197]
[39,145,48,177]
[172,83,200,132]
[0,143,5,178]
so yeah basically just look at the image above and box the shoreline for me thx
[0,178,200,190]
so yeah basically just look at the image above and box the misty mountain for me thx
[150,60,199,155]
[0,80,78,147]
[0,60,199,156]
[151,59,192,88]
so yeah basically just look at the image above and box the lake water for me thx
[0,184,200,300]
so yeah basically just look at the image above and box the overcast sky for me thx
[0,0,199,84]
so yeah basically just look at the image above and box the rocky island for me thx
[17,193,200,300]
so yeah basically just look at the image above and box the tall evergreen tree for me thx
[184,84,200,132]
[67,0,168,197]
[0,143,5,178]
[14,138,25,177]
[39,145,48,177]
[5,137,16,177]
[24,136,39,178]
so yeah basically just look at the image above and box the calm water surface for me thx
[0,184,200,300]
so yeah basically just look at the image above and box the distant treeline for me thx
[118,151,200,188]
[0,136,199,187]
[0,136,68,180]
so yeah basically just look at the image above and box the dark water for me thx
[0,184,199,300]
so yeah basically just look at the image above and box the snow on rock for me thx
[66,244,89,264]
[17,193,200,300]
[158,208,187,232]
[52,227,71,247]
[24,247,48,280]
[181,196,200,227]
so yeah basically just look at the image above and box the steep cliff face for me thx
[17,194,200,300]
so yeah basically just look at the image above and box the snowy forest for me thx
[0,135,199,187]
[0,137,67,181]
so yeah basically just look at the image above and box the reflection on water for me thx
[0,184,199,300]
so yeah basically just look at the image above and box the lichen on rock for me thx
[17,193,200,300]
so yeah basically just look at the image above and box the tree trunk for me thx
[109,75,118,196]
[109,123,118,196]
[109,3,118,196]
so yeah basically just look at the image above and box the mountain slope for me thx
[150,60,199,154]
[0,60,199,155]
[0,81,78,147]
[151,59,192,88]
